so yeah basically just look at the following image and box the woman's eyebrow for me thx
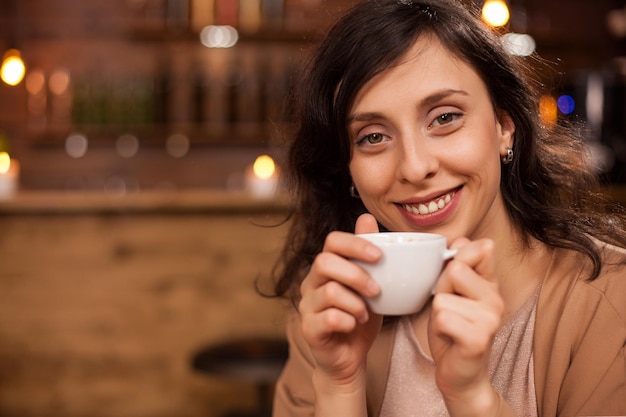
[419,89,469,109]
[347,112,386,124]
[348,89,470,123]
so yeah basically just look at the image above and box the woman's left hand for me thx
[428,237,505,416]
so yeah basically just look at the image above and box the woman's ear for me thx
[497,112,516,154]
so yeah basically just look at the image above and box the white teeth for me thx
[403,191,455,215]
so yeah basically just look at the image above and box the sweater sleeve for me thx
[273,309,317,417]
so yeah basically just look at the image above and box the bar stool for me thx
[191,337,289,417]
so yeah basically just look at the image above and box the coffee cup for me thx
[356,232,456,316]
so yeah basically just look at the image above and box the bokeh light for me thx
[540,95,558,127]
[1,49,26,86]
[116,134,140,158]
[65,133,89,158]
[482,0,510,27]
[501,33,536,56]
[0,152,11,174]
[252,155,276,179]
[25,69,45,94]
[49,68,71,95]
[166,133,190,158]
[557,95,576,115]
[200,25,239,48]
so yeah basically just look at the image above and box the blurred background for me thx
[0,0,624,416]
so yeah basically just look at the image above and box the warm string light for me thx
[482,1,537,57]
[1,49,26,86]
[482,0,510,28]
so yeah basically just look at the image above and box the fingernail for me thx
[366,279,380,296]
[358,311,369,324]
[365,244,382,259]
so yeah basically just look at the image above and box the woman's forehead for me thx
[349,36,482,111]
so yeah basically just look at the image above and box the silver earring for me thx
[501,146,514,164]
[350,184,360,199]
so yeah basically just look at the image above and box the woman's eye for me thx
[431,112,462,128]
[358,132,386,145]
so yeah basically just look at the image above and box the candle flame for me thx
[0,152,11,174]
[253,155,276,180]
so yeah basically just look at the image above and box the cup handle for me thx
[431,248,458,295]
[443,248,457,260]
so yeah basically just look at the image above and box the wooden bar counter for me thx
[1,186,624,417]
[0,190,292,417]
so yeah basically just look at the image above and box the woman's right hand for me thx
[298,213,383,390]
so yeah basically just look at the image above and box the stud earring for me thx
[350,184,360,199]
[501,146,514,164]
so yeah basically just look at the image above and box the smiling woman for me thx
[268,1,626,417]
[348,36,512,235]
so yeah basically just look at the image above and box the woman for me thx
[271,0,626,416]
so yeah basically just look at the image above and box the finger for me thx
[431,309,486,358]
[303,280,371,324]
[443,238,496,284]
[430,298,501,357]
[323,230,382,264]
[449,236,471,250]
[435,260,501,306]
[432,293,503,334]
[301,307,359,345]
[355,213,380,235]
[305,252,379,298]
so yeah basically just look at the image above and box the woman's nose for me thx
[395,135,439,183]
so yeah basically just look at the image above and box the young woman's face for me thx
[348,35,515,242]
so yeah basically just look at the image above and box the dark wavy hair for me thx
[271,0,626,300]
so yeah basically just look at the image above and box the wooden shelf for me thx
[0,189,290,215]
[25,122,294,148]
[130,24,321,44]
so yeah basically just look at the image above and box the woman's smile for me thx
[396,187,462,228]
[399,188,458,215]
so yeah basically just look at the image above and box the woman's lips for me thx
[400,190,457,215]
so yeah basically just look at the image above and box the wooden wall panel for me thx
[0,209,290,417]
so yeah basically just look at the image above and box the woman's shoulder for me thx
[551,239,626,321]
[587,240,626,315]
[536,243,626,417]
[541,241,626,320]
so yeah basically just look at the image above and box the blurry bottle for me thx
[166,0,190,31]
[215,0,239,26]
[240,0,262,33]
[153,68,171,125]
[191,67,207,125]
[257,56,269,125]
[25,68,48,129]
[71,77,89,126]
[262,0,284,29]
[190,0,215,32]
[226,61,242,127]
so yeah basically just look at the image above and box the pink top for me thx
[380,284,540,417]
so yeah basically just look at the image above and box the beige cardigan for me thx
[273,245,626,416]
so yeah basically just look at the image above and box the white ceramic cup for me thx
[356,232,457,316]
